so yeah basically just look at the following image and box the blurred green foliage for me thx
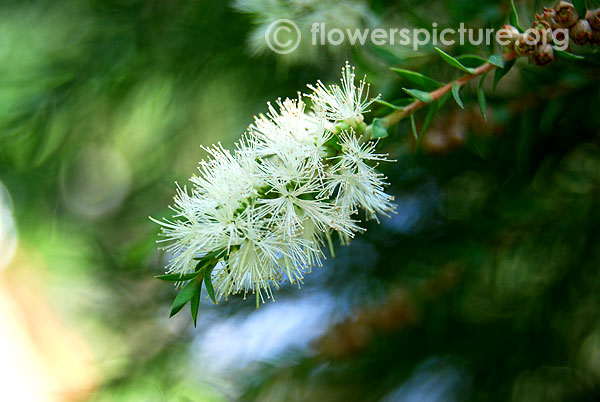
[1,0,600,401]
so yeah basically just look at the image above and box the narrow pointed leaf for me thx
[493,59,515,91]
[390,68,443,90]
[435,48,476,74]
[477,75,488,121]
[410,112,418,141]
[375,99,403,111]
[376,98,414,110]
[456,54,488,68]
[155,271,202,282]
[190,286,201,327]
[204,263,217,303]
[371,117,389,139]
[509,0,524,32]
[193,249,224,261]
[170,278,202,317]
[488,54,506,68]
[451,82,464,109]
[403,88,433,104]
[554,48,585,60]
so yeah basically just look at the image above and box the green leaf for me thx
[456,54,488,68]
[477,75,488,121]
[376,98,415,110]
[435,47,476,74]
[572,0,587,16]
[488,54,506,68]
[193,249,223,261]
[190,286,200,327]
[451,82,464,109]
[493,59,515,92]
[375,99,403,111]
[390,68,442,90]
[554,48,585,60]
[403,88,433,104]
[170,278,202,318]
[410,112,418,141]
[509,0,524,32]
[155,271,203,282]
[204,263,217,303]
[371,117,389,139]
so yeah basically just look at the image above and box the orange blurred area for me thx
[0,247,98,402]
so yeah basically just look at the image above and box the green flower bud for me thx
[333,122,351,134]
[342,114,364,129]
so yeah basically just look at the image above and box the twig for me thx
[375,51,520,130]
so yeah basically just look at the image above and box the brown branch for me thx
[375,51,520,131]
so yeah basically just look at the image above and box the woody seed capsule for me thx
[531,20,553,44]
[555,1,579,28]
[499,24,522,49]
[533,44,555,66]
[570,18,593,45]
[585,8,600,30]
[537,7,561,30]
[514,35,537,56]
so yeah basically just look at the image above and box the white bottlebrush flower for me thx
[248,96,331,170]
[324,131,396,221]
[307,61,378,126]
[213,210,318,307]
[154,62,395,310]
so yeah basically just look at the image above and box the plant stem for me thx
[373,51,520,132]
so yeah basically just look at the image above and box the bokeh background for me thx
[1,0,600,401]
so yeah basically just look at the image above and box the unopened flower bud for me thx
[333,122,350,134]
[342,114,364,128]
[570,18,593,45]
[533,43,555,66]
[530,20,553,44]
[514,35,537,56]
[585,8,600,30]
[555,1,579,28]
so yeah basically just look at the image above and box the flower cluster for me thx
[501,1,600,66]
[153,63,393,307]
